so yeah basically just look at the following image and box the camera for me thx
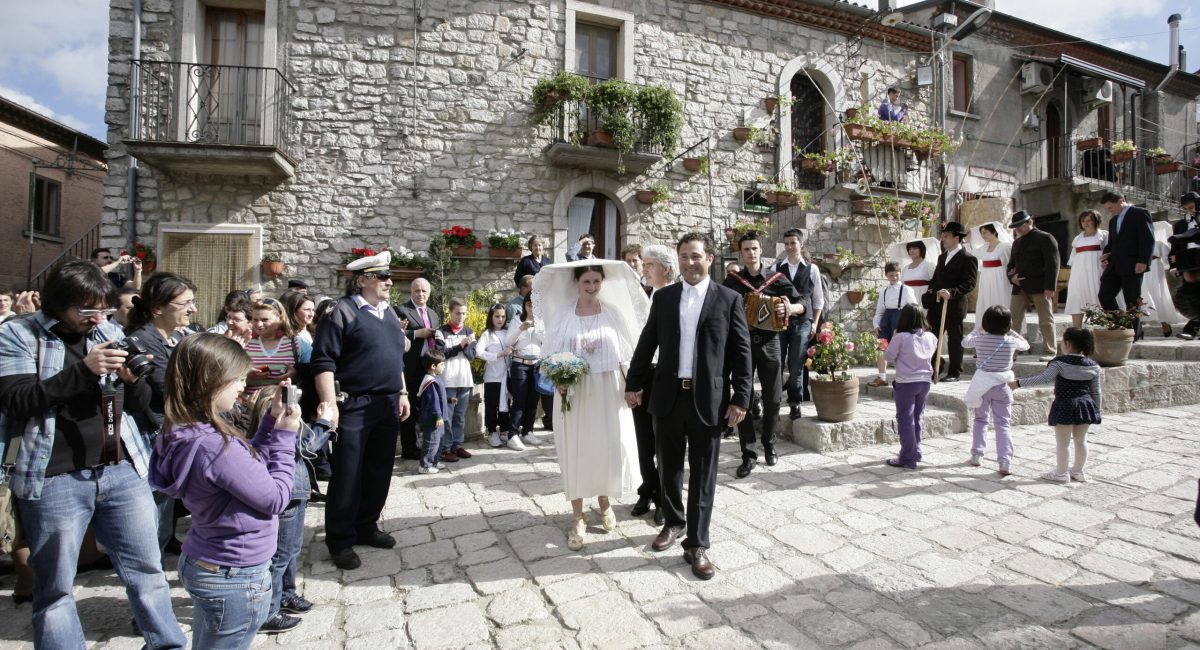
[109,335,154,379]
[283,384,300,409]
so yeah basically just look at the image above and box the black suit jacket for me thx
[1169,215,1200,272]
[922,247,978,320]
[1006,228,1060,294]
[1102,206,1154,275]
[394,299,440,376]
[626,281,752,428]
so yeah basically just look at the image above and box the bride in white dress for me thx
[533,260,648,551]
[970,221,1013,330]
[1143,221,1186,335]
[1065,210,1108,327]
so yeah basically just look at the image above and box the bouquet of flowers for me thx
[539,351,590,413]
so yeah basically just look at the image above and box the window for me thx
[198,7,266,144]
[566,192,621,259]
[565,2,633,81]
[952,54,973,113]
[160,225,261,324]
[31,176,61,237]
[575,22,619,80]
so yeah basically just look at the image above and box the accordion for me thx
[745,293,789,332]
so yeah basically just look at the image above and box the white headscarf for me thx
[531,259,651,355]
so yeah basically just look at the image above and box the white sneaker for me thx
[436,462,446,469]
[522,433,544,446]
[506,436,526,451]
[1040,470,1069,483]
[998,461,1011,476]
[488,432,502,448]
[968,454,983,467]
[418,465,440,474]
[1069,470,1088,482]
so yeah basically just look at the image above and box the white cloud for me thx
[0,84,92,133]
[0,0,109,110]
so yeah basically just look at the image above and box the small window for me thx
[575,22,619,81]
[952,54,973,113]
[32,177,61,237]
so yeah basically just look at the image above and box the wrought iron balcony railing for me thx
[1019,134,1199,204]
[130,60,293,149]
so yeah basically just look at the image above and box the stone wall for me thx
[102,0,931,304]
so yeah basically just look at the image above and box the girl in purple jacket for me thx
[149,333,298,649]
[883,305,939,469]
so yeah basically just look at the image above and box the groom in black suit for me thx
[626,232,753,580]
[922,222,978,381]
[1099,191,1154,339]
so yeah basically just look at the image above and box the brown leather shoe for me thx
[683,547,716,580]
[651,525,684,552]
[867,377,888,387]
[454,447,473,459]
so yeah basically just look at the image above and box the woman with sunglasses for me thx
[245,298,311,395]
[124,271,199,553]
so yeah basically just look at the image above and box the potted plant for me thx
[1082,304,1139,367]
[260,253,285,279]
[1154,159,1184,175]
[846,286,866,305]
[1076,136,1104,151]
[486,228,527,258]
[530,71,591,126]
[588,79,636,151]
[636,183,671,206]
[806,322,872,422]
[910,125,955,160]
[634,85,683,157]
[834,245,863,268]
[122,242,156,274]
[757,176,809,209]
[764,93,796,114]
[747,126,773,149]
[801,148,853,174]
[733,126,753,142]
[725,215,771,251]
[1111,140,1136,163]
[440,225,482,257]
[340,246,380,278]
[1145,146,1169,163]
[843,107,883,142]
[682,154,709,174]
[389,245,427,280]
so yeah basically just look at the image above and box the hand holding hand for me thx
[1007,380,1020,390]
[624,390,643,408]
[1134,262,1148,274]
[1043,290,1056,300]
[317,401,340,430]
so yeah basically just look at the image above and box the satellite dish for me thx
[882,12,904,26]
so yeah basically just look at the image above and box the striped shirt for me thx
[244,336,311,392]
[961,331,1030,372]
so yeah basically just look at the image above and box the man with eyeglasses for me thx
[0,261,185,648]
[311,251,412,571]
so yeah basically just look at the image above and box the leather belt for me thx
[678,378,693,390]
[751,332,777,344]
[195,559,221,572]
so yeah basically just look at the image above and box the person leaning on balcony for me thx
[567,234,596,261]
[1169,192,1200,340]
[512,235,552,289]
[878,87,908,122]
[1005,211,1061,361]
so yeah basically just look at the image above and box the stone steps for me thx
[789,392,964,453]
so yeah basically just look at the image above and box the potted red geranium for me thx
[441,225,481,257]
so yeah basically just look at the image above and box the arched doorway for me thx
[1046,103,1063,178]
[566,191,622,259]
[791,74,827,191]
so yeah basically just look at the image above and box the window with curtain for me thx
[566,192,622,259]
[161,230,256,327]
[575,22,618,81]
[200,7,266,144]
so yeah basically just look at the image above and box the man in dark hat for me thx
[1006,210,1061,360]
[1170,192,1200,339]
[1098,191,1154,340]
[311,250,411,570]
[922,222,978,381]
[287,279,309,295]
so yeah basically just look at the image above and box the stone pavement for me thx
[2,406,1199,649]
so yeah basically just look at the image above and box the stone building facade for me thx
[100,0,1199,324]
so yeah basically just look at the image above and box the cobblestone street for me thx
[2,405,1199,649]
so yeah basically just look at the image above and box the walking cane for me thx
[933,296,949,383]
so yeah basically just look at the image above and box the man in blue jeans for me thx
[774,229,821,419]
[0,261,184,649]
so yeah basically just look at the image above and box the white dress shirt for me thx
[352,294,390,319]
[943,244,962,265]
[677,277,710,379]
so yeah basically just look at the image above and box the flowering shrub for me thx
[486,228,527,250]
[121,242,155,262]
[342,247,379,266]
[725,215,770,246]
[1083,303,1143,330]
[440,225,481,248]
[806,322,876,381]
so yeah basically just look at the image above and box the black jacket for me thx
[1169,214,1200,272]
[626,281,752,428]
[1006,228,1061,294]
[394,299,440,378]
[922,246,978,320]
[1102,205,1154,275]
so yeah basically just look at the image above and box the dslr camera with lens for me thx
[109,335,154,379]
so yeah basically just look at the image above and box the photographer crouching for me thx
[0,261,184,648]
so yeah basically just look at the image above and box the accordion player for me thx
[744,292,790,331]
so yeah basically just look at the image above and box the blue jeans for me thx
[439,386,472,454]
[268,498,307,618]
[421,423,445,468]
[15,461,185,650]
[179,553,272,649]
[780,318,813,405]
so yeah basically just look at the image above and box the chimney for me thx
[1169,14,1181,68]
[878,0,896,12]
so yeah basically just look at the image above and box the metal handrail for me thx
[29,221,102,291]
[1019,134,1195,203]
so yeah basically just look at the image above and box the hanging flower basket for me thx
[845,107,859,120]
[636,190,657,204]
[452,245,479,257]
[800,158,836,173]
[589,130,615,147]
[844,124,878,142]
[733,127,752,142]
[488,247,522,259]
[1075,137,1104,151]
[1111,150,1136,163]
[851,199,874,215]
[682,157,702,172]
[1154,161,1184,175]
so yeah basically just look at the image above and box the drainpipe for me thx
[125,0,141,250]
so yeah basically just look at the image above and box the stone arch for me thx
[550,171,633,261]
[777,55,845,184]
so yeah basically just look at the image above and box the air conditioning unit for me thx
[1082,79,1114,109]
[1020,62,1054,95]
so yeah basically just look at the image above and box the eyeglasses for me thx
[169,299,197,308]
[78,308,118,318]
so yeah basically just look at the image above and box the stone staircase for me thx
[784,314,1200,452]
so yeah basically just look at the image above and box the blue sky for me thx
[0,1,1197,141]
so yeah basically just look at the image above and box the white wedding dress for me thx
[1065,231,1108,315]
[972,241,1012,326]
[544,304,639,500]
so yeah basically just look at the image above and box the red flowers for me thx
[439,225,479,247]
[350,248,377,257]
[878,338,889,351]
[815,330,834,345]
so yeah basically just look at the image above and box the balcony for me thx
[1018,134,1199,206]
[125,60,296,180]
[788,126,940,201]
[541,76,666,175]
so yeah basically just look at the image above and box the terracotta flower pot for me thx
[1075,137,1104,151]
[391,266,423,281]
[542,90,563,107]
[846,291,864,305]
[1154,161,1184,175]
[636,190,657,205]
[851,199,874,215]
[845,107,859,120]
[810,377,860,422]
[261,260,285,278]
[765,97,778,114]
[488,247,522,258]
[452,245,477,257]
[844,124,878,142]
[1111,150,1135,163]
[589,130,615,147]
[142,261,156,274]
[1091,328,1134,367]
[733,127,752,142]
[682,157,702,172]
